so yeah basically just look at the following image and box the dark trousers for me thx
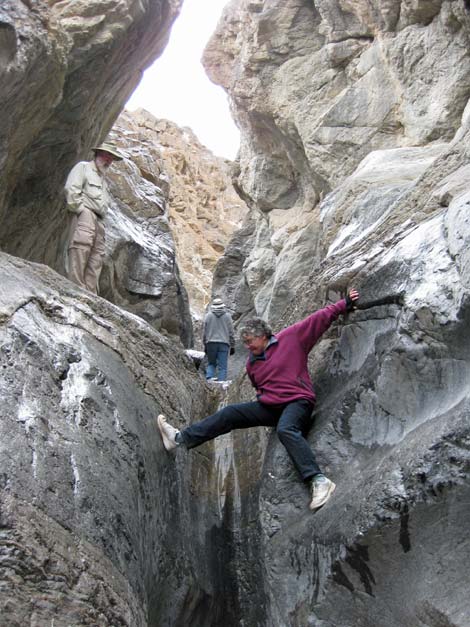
[180,399,321,481]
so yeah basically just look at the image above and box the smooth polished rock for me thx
[0,252,232,626]
[200,1,470,625]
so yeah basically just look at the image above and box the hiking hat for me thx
[92,143,124,161]
[211,297,226,312]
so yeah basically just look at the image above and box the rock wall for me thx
[205,0,470,320]
[0,0,181,268]
[114,109,247,320]
[0,253,239,626]
[200,1,470,625]
[0,2,248,623]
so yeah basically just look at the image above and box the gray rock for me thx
[2,0,470,625]
[0,253,234,626]
[0,0,182,269]
[199,1,470,625]
[204,0,470,317]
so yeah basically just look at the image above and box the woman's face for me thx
[242,334,268,356]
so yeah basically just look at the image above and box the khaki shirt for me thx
[64,160,111,218]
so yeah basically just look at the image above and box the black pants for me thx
[180,399,321,481]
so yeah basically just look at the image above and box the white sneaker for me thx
[157,414,180,451]
[309,475,336,510]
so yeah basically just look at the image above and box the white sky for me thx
[126,0,239,160]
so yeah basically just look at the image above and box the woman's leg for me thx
[276,399,321,481]
[181,401,279,449]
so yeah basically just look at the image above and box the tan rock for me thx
[119,108,248,318]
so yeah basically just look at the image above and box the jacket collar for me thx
[90,160,105,179]
[249,335,278,363]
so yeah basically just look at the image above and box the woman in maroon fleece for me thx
[158,289,359,510]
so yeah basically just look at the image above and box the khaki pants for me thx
[67,208,106,294]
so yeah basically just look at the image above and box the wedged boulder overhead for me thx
[0,0,182,267]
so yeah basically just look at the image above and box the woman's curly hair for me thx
[239,318,272,339]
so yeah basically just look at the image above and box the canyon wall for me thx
[0,2,238,624]
[201,1,470,625]
[0,253,239,626]
[114,109,247,320]
[205,0,470,321]
[2,1,470,626]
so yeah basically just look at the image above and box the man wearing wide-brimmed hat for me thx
[64,143,123,294]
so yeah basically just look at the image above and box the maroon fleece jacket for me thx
[246,299,348,406]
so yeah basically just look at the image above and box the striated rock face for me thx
[118,109,248,319]
[0,253,238,626]
[199,1,470,625]
[204,0,470,319]
[0,0,182,269]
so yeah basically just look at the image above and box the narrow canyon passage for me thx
[1,1,470,626]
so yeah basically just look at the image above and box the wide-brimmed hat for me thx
[92,143,124,161]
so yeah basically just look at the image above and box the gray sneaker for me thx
[309,474,336,510]
[157,414,180,451]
